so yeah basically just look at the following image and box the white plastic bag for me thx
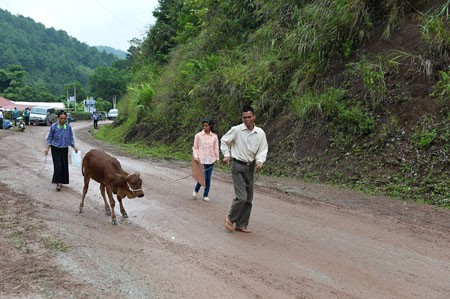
[71,149,82,168]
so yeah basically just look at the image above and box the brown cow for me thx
[80,149,144,224]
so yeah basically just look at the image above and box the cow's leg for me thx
[99,184,111,215]
[106,188,117,225]
[80,176,90,213]
[117,196,128,218]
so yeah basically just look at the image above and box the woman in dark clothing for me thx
[44,111,79,191]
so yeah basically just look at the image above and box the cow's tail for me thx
[81,155,86,176]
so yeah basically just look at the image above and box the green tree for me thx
[0,69,10,93]
[0,8,118,97]
[62,82,87,105]
[94,98,112,112]
[0,64,27,100]
[141,0,184,63]
[89,67,129,104]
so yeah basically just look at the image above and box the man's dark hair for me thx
[57,111,67,117]
[242,105,254,114]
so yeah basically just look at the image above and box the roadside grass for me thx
[41,235,68,252]
[11,232,31,253]
[94,125,191,161]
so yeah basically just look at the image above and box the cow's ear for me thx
[134,171,140,177]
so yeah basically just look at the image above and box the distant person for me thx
[221,106,268,233]
[23,107,30,125]
[13,107,19,126]
[44,111,79,191]
[0,108,3,129]
[192,118,220,202]
[92,112,99,129]
[3,119,12,129]
[17,117,25,132]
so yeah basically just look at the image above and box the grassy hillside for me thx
[100,0,450,207]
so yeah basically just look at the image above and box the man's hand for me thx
[256,161,263,170]
[44,148,49,156]
[223,157,230,165]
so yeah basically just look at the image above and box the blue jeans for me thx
[194,163,214,197]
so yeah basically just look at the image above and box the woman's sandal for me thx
[56,183,61,191]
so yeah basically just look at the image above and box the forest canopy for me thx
[0,8,119,101]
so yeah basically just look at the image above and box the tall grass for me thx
[431,69,450,100]
[291,88,346,120]
[292,87,374,136]
[420,1,450,52]
[346,51,408,106]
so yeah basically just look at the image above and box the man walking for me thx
[23,107,30,125]
[13,107,19,126]
[92,112,99,129]
[221,105,268,233]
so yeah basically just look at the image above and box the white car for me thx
[30,107,57,126]
[108,109,118,120]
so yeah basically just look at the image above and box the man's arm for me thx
[255,130,268,170]
[220,127,235,165]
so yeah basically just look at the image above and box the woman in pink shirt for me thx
[192,118,219,201]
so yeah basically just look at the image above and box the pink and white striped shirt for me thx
[193,130,219,165]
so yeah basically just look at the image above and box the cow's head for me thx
[118,171,144,199]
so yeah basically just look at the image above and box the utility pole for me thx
[74,86,77,110]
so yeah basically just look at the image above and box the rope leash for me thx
[37,154,48,176]
[169,163,208,183]
[169,173,194,183]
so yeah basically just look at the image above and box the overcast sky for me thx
[0,0,159,51]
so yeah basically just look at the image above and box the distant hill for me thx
[96,46,127,59]
[0,8,118,96]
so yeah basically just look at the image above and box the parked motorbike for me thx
[17,117,25,132]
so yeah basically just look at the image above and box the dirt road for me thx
[1,121,450,299]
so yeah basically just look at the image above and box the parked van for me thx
[30,107,57,126]
[108,108,118,120]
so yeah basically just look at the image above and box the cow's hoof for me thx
[123,214,128,218]
[112,220,118,225]
[79,209,83,213]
